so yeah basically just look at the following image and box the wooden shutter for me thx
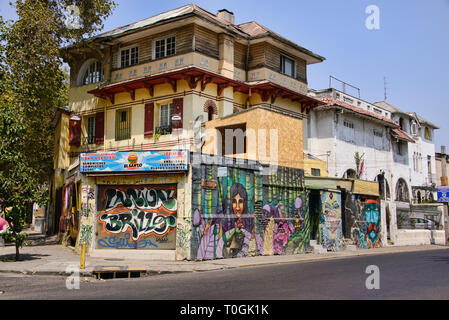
[69,118,81,146]
[95,112,104,145]
[144,103,154,138]
[171,98,183,130]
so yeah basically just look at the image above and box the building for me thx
[436,146,449,187]
[52,4,333,260]
[305,87,444,246]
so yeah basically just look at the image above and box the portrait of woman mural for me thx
[220,182,253,258]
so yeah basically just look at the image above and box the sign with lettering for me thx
[96,184,177,250]
[80,150,188,173]
[437,186,449,203]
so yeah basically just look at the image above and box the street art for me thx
[345,195,382,249]
[79,225,93,246]
[99,210,176,240]
[96,185,177,250]
[319,191,344,251]
[97,235,158,249]
[191,163,309,260]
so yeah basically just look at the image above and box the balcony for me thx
[110,52,219,85]
[156,125,172,136]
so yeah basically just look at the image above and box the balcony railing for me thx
[156,125,172,136]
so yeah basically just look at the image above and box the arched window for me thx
[207,106,214,121]
[344,169,356,179]
[395,178,409,202]
[376,174,390,200]
[78,59,104,86]
[398,117,404,130]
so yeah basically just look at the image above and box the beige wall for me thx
[203,107,304,169]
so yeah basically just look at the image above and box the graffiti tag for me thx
[104,187,176,212]
[99,209,177,240]
[97,235,158,249]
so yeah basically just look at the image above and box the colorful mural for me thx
[319,191,344,251]
[96,185,177,250]
[345,195,382,249]
[191,163,309,260]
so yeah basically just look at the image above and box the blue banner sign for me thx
[80,150,188,173]
[437,186,449,203]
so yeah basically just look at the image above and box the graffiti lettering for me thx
[99,210,176,240]
[104,187,176,212]
[97,235,158,249]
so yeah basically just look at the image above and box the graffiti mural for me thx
[345,195,382,249]
[96,184,177,250]
[319,191,344,251]
[191,161,309,260]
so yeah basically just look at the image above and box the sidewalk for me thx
[1,230,448,277]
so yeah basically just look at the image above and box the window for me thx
[153,36,176,59]
[280,55,295,77]
[115,109,131,140]
[343,120,355,142]
[217,123,247,155]
[86,116,96,144]
[424,127,431,140]
[311,168,321,176]
[120,46,139,68]
[82,60,104,85]
[157,103,173,135]
[411,122,418,136]
[373,129,383,149]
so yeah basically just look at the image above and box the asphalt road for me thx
[1,249,449,301]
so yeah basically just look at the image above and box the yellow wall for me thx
[304,158,328,177]
[203,107,304,169]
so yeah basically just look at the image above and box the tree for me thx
[354,152,365,180]
[0,0,116,260]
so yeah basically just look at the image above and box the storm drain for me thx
[93,267,147,280]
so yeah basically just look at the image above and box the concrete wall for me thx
[395,230,445,246]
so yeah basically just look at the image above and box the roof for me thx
[315,97,399,127]
[408,112,439,129]
[89,4,324,63]
[391,128,415,143]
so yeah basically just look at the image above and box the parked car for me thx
[409,218,436,230]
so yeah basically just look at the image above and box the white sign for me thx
[217,167,228,177]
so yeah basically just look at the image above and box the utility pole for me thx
[440,146,449,246]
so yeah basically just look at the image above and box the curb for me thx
[0,246,447,277]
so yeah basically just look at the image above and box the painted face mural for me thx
[191,164,309,260]
[348,196,382,249]
[320,191,344,251]
[96,185,177,250]
[363,199,381,247]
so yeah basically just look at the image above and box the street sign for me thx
[437,186,449,203]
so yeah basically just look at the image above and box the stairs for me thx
[309,240,327,254]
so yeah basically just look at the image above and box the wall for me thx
[395,230,445,246]
[318,191,344,251]
[189,156,309,260]
[203,107,304,170]
[344,194,382,248]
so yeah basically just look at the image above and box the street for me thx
[0,249,448,300]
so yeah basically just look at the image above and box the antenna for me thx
[384,76,388,101]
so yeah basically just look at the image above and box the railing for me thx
[156,125,172,136]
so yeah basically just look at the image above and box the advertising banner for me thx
[80,150,188,173]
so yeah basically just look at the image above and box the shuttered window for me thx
[86,116,96,144]
[115,109,131,141]
[159,103,172,128]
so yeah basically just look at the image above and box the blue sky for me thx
[1,0,448,150]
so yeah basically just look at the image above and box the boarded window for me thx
[217,123,247,155]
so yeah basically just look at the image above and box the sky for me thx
[1,0,448,151]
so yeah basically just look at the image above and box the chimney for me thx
[217,9,234,25]
[441,145,448,186]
